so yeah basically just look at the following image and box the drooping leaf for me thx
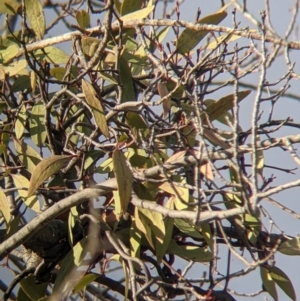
[73,273,98,294]
[176,5,229,54]
[14,138,42,173]
[119,55,135,102]
[27,155,72,197]
[82,79,110,138]
[0,190,10,224]
[11,174,39,212]
[112,148,132,214]
[76,10,90,29]
[24,0,45,40]
[261,267,278,301]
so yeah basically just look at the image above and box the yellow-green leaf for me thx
[0,190,10,224]
[14,138,42,173]
[53,237,88,293]
[76,10,90,29]
[130,214,142,258]
[120,0,143,16]
[168,240,213,262]
[11,174,39,212]
[268,266,296,301]
[261,267,278,301]
[11,75,31,92]
[0,0,20,15]
[205,90,251,122]
[278,237,300,256]
[112,148,132,214]
[35,46,69,64]
[0,44,19,63]
[121,4,154,21]
[81,37,100,57]
[82,79,110,138]
[27,155,72,197]
[24,0,45,40]
[176,6,228,54]
[50,67,67,81]
[29,100,46,147]
[30,70,37,94]
[0,59,27,79]
[119,55,135,102]
[73,273,98,293]
[15,104,27,139]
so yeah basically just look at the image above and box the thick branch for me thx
[16,19,300,59]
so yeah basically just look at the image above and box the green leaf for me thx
[27,155,72,197]
[50,67,67,81]
[0,190,10,224]
[76,10,90,29]
[268,266,296,301]
[176,7,228,54]
[19,274,47,300]
[120,0,143,16]
[81,36,100,57]
[261,267,278,301]
[82,79,110,138]
[14,138,42,173]
[35,46,69,64]
[73,273,98,293]
[24,0,45,40]
[0,0,20,15]
[174,218,203,239]
[11,174,40,212]
[120,3,154,21]
[0,44,19,63]
[15,104,27,139]
[168,240,213,262]
[17,286,36,301]
[119,55,135,102]
[205,90,251,122]
[0,59,27,79]
[11,75,31,92]
[68,206,78,246]
[130,215,142,258]
[53,237,88,293]
[29,100,46,147]
[278,237,300,255]
[112,148,132,214]
[84,150,105,170]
